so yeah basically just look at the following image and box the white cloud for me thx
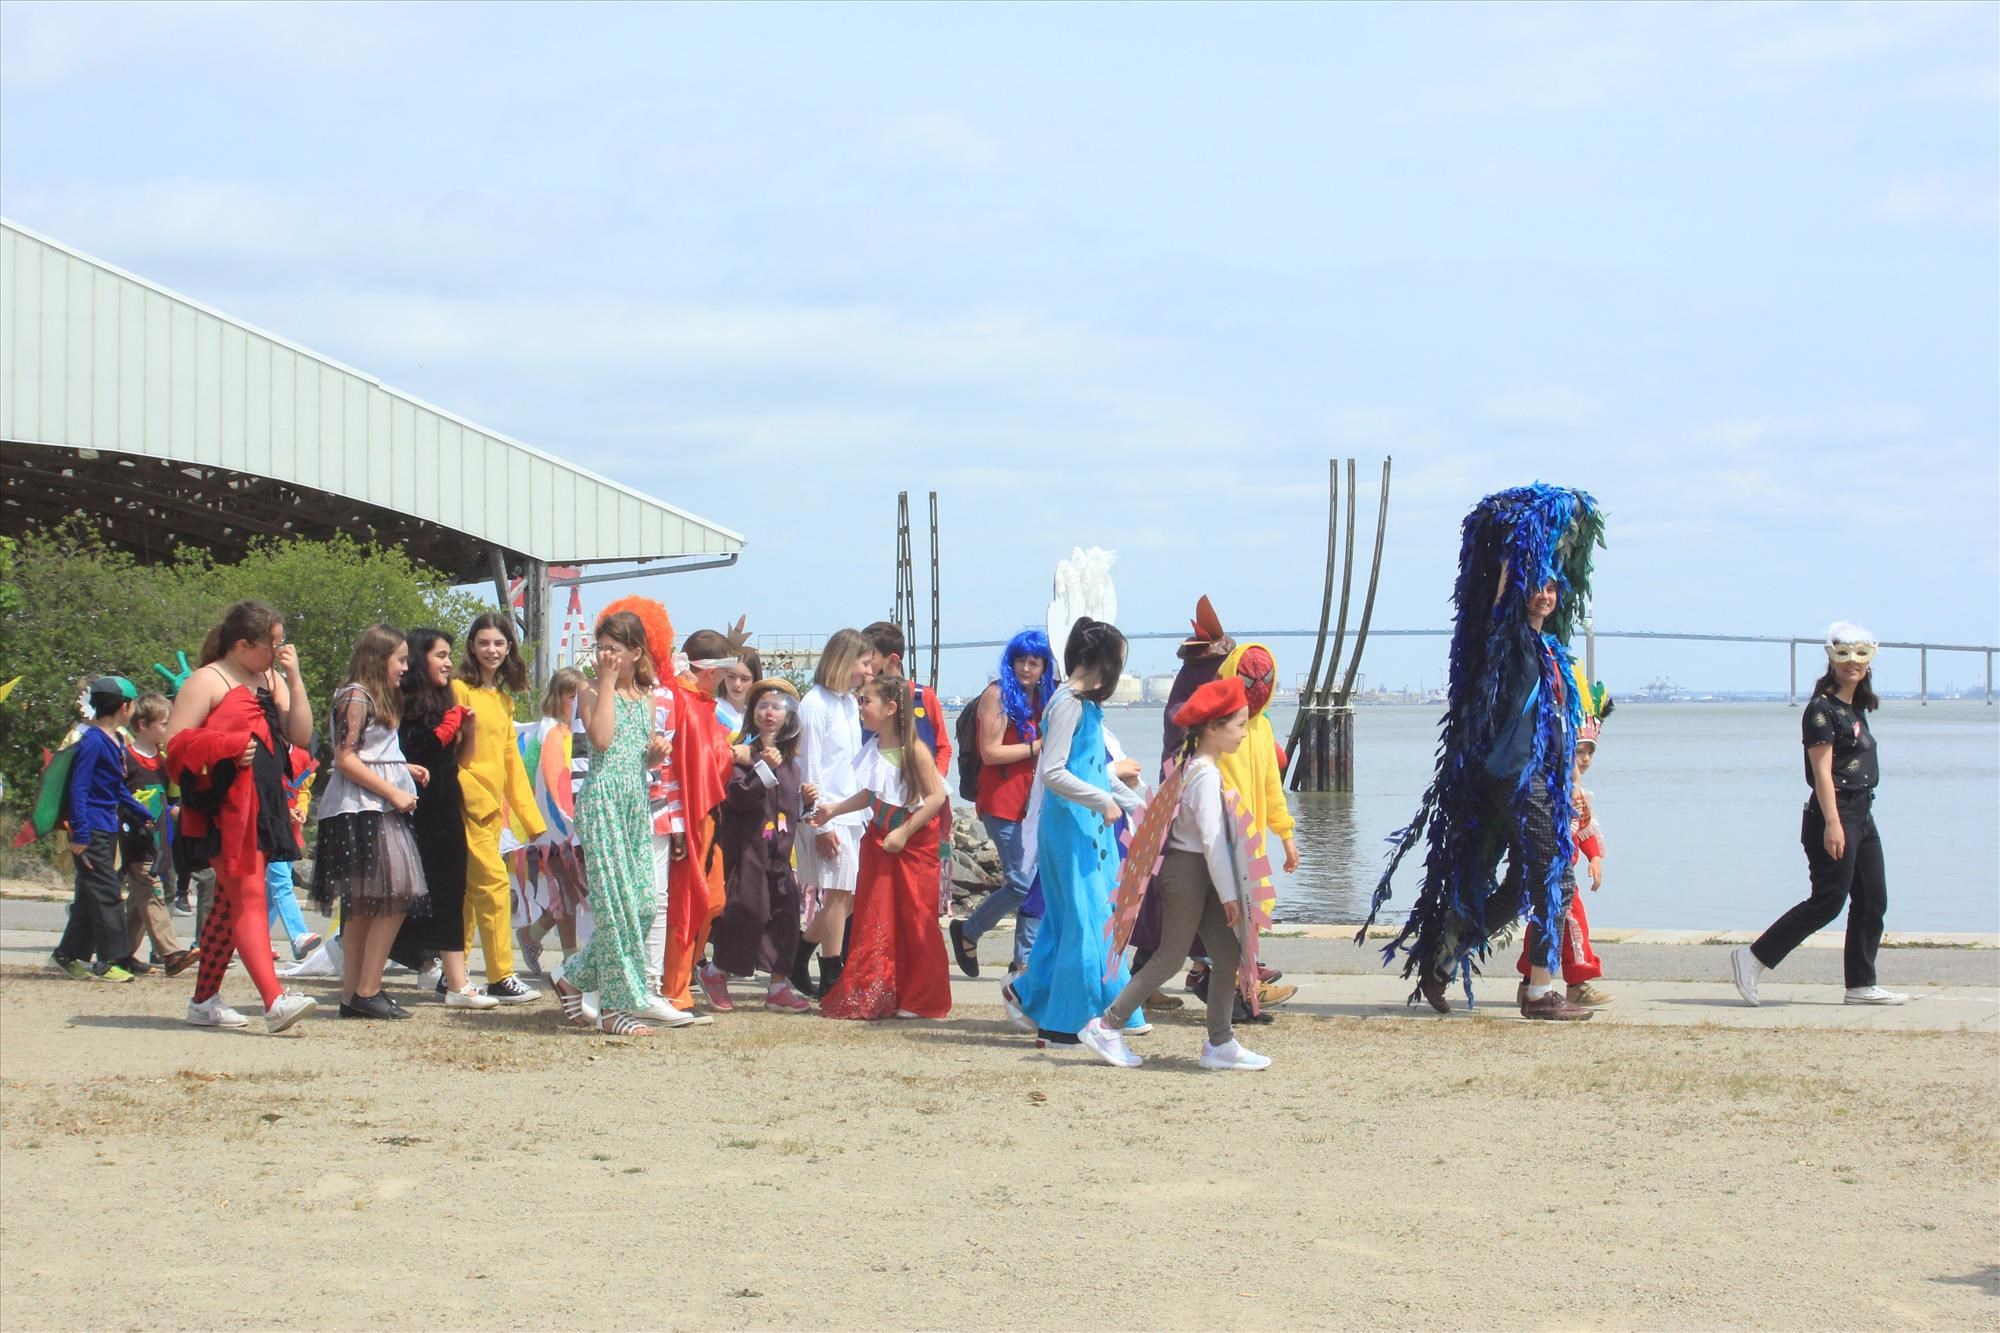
[1694,418,1771,450]
[1479,388,1601,430]
[881,112,1002,171]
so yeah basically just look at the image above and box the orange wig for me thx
[601,596,675,674]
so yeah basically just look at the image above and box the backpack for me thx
[11,741,78,848]
[953,696,983,802]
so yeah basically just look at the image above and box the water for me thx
[1057,700,2000,933]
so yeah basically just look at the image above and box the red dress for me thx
[820,746,952,1021]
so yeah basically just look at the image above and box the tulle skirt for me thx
[312,810,431,919]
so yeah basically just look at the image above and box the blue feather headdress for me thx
[1359,483,1605,1003]
[998,628,1057,742]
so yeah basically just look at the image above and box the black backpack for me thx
[953,695,984,802]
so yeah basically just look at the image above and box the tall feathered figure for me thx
[1359,483,1605,1004]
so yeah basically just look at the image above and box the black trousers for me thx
[1752,792,1886,989]
[59,831,126,964]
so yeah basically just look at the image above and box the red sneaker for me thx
[764,984,812,1013]
[698,963,735,1012]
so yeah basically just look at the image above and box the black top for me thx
[1802,693,1878,793]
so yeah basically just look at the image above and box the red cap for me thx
[1173,676,1247,729]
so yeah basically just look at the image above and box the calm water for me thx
[1054,700,1999,933]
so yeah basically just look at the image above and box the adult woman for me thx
[791,628,874,996]
[949,629,1055,980]
[165,600,317,1033]
[1732,622,1905,1007]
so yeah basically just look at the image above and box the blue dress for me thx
[1014,697,1142,1038]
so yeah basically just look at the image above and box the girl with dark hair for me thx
[388,628,494,1008]
[950,629,1056,980]
[1733,621,1904,1007]
[810,675,951,1020]
[1008,619,1148,1046]
[709,679,812,1009]
[714,650,761,737]
[453,612,546,1004]
[166,600,318,1034]
[311,625,431,1019]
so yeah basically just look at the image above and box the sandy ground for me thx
[2,961,1995,1332]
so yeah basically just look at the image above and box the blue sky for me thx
[4,1,1995,694]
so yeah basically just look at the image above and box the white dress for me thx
[794,683,863,909]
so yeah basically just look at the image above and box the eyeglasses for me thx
[1826,643,1876,664]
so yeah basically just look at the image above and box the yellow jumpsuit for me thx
[454,680,547,981]
[1215,642,1296,919]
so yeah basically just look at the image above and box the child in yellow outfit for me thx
[455,613,547,1003]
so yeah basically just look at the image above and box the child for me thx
[551,612,693,1034]
[792,628,875,997]
[810,675,951,1020]
[119,691,197,976]
[454,612,549,1004]
[511,667,591,977]
[710,679,811,1011]
[264,746,324,962]
[165,599,317,1034]
[861,622,954,917]
[1516,717,1609,1005]
[1008,619,1146,1045]
[311,625,431,1020]
[672,625,738,1014]
[53,677,156,982]
[1083,677,1271,1071]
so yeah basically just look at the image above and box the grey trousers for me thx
[1106,849,1240,1046]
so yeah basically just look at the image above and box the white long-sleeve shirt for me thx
[798,684,865,829]
[1167,756,1242,907]
[1037,687,1122,819]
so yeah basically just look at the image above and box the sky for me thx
[3,1,1996,696]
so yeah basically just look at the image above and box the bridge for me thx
[926,628,1998,706]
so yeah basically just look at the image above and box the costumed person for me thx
[52,676,154,983]
[1732,622,1906,1007]
[165,600,318,1033]
[1358,484,1605,1021]
[709,678,813,1011]
[674,624,742,1014]
[119,691,197,975]
[792,628,875,997]
[861,623,954,916]
[264,744,323,962]
[551,611,695,1033]
[1007,619,1147,1046]
[812,674,951,1020]
[453,612,548,1004]
[1083,676,1271,1071]
[950,629,1056,981]
[713,650,759,738]
[387,628,495,1008]
[509,667,591,979]
[310,625,432,1020]
[1515,705,1611,1006]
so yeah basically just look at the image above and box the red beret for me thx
[1174,676,1247,729]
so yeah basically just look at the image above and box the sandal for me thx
[550,963,591,1028]
[599,1011,654,1036]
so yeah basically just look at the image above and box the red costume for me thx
[820,801,951,1020]
[1517,789,1603,985]
[661,673,731,1008]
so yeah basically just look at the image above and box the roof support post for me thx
[489,545,511,620]
[523,558,550,690]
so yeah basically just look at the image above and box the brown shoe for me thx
[162,949,199,977]
[1566,983,1612,1006]
[1418,972,1451,1013]
[1145,989,1184,1011]
[1520,990,1593,1021]
[1257,981,1298,1009]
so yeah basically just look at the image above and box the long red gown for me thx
[819,805,951,1020]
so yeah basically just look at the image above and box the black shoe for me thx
[485,975,541,1005]
[949,920,980,978]
[342,993,399,1020]
[382,995,413,1020]
[114,955,155,976]
[1191,968,1211,1004]
[790,940,819,997]
[1231,995,1276,1026]
[170,895,193,916]
[818,954,845,996]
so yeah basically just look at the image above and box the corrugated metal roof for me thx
[0,217,743,565]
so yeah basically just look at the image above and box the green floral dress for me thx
[565,692,654,1013]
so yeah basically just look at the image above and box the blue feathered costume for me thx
[1359,483,1605,1007]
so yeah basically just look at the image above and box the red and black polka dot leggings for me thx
[192,872,283,1009]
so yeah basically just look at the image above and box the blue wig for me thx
[998,628,1057,741]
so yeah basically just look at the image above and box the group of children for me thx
[46,589,1616,1064]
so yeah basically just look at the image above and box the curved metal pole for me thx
[1336,457,1393,702]
[1318,458,1360,706]
[1282,459,1339,774]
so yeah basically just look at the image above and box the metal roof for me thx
[0,218,742,581]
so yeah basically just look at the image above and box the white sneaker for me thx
[1730,946,1762,1007]
[186,996,249,1028]
[1123,1021,1153,1037]
[637,995,699,1028]
[1844,986,1909,1005]
[444,984,501,1010]
[416,960,444,993]
[1077,1017,1142,1068]
[1199,1038,1271,1071]
[1000,983,1034,1034]
[263,992,317,1034]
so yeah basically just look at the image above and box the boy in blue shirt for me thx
[53,677,155,982]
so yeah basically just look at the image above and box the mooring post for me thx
[1987,649,1993,705]
[1331,706,1353,790]
[1920,646,1928,706]
[1788,640,1797,707]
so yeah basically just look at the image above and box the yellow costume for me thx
[454,679,546,980]
[1216,641,1295,918]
